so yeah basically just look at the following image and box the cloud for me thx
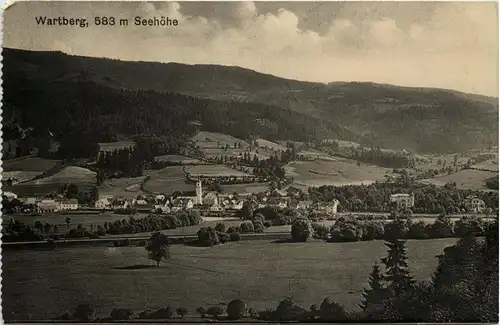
[3,1,498,96]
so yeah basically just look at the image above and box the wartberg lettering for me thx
[35,16,88,28]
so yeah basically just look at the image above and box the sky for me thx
[3,1,499,97]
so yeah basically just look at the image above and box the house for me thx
[60,199,79,211]
[153,205,171,214]
[209,202,224,212]
[203,192,219,206]
[111,199,130,209]
[37,199,60,213]
[155,194,166,203]
[315,199,339,215]
[2,191,18,201]
[297,200,313,211]
[464,196,486,213]
[133,198,148,206]
[171,198,194,211]
[95,197,111,209]
[390,193,415,209]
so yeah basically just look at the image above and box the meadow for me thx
[185,165,250,177]
[418,169,499,191]
[144,166,193,194]
[2,238,457,321]
[286,158,395,189]
[98,176,147,198]
[3,157,61,172]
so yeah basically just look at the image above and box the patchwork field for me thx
[3,157,61,172]
[418,169,499,191]
[4,166,97,196]
[185,165,250,177]
[154,155,203,165]
[144,166,193,194]
[3,238,457,321]
[286,158,395,189]
[98,176,147,198]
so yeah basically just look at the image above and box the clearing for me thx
[3,238,457,321]
[144,166,193,194]
[98,176,147,198]
[185,165,250,177]
[418,169,498,191]
[286,158,395,189]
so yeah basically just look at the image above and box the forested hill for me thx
[3,47,499,153]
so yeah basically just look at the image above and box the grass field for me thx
[154,155,203,164]
[221,183,269,194]
[193,132,248,149]
[3,157,61,172]
[286,158,395,189]
[98,176,147,198]
[2,238,457,321]
[256,139,287,152]
[185,165,250,177]
[2,171,43,183]
[418,169,499,191]
[24,166,96,185]
[144,166,193,194]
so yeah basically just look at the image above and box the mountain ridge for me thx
[3,47,498,154]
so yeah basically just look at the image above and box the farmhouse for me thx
[60,199,79,211]
[203,192,219,206]
[2,191,18,201]
[464,196,486,213]
[209,201,224,212]
[390,193,415,209]
[111,199,131,209]
[171,198,194,211]
[297,200,313,211]
[315,199,339,215]
[95,197,111,209]
[37,199,60,213]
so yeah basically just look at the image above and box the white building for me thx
[95,197,111,209]
[37,199,60,213]
[390,193,415,209]
[464,196,486,213]
[3,191,18,200]
[60,199,79,211]
[203,192,219,206]
[210,202,224,212]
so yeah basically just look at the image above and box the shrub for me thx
[426,216,454,238]
[248,308,259,319]
[176,307,188,319]
[218,232,229,244]
[196,307,207,318]
[227,299,248,320]
[264,220,272,228]
[252,219,265,233]
[226,225,240,234]
[311,223,330,239]
[214,222,226,233]
[363,221,385,240]
[240,221,255,233]
[407,220,428,239]
[384,219,409,240]
[291,219,313,242]
[197,227,220,246]
[253,213,266,223]
[454,217,484,237]
[330,220,363,242]
[109,308,134,320]
[73,304,95,321]
[206,306,224,318]
[230,232,241,242]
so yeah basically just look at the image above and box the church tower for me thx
[196,179,203,205]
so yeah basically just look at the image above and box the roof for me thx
[62,199,78,204]
[97,141,136,152]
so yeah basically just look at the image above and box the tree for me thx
[65,217,71,229]
[34,220,43,233]
[176,307,188,319]
[206,306,224,319]
[360,262,386,313]
[73,304,94,321]
[196,307,207,318]
[291,219,313,242]
[145,232,171,266]
[226,299,247,320]
[381,239,415,296]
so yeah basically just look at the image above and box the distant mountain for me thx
[3,47,498,153]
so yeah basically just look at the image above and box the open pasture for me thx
[2,171,42,183]
[3,157,61,172]
[154,155,203,165]
[418,169,498,191]
[185,165,250,177]
[221,183,269,195]
[144,166,193,194]
[2,238,457,321]
[193,132,248,149]
[286,158,394,189]
[256,138,287,152]
[98,176,147,198]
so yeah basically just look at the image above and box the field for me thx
[4,166,97,196]
[221,183,269,195]
[144,166,194,194]
[256,138,287,152]
[286,158,395,189]
[3,157,61,172]
[154,155,203,165]
[98,176,147,198]
[185,165,250,177]
[418,169,499,191]
[2,171,42,183]
[471,159,499,172]
[3,238,457,321]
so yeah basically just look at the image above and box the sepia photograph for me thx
[1,1,499,323]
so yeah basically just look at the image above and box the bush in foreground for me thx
[227,299,248,320]
[291,219,313,242]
